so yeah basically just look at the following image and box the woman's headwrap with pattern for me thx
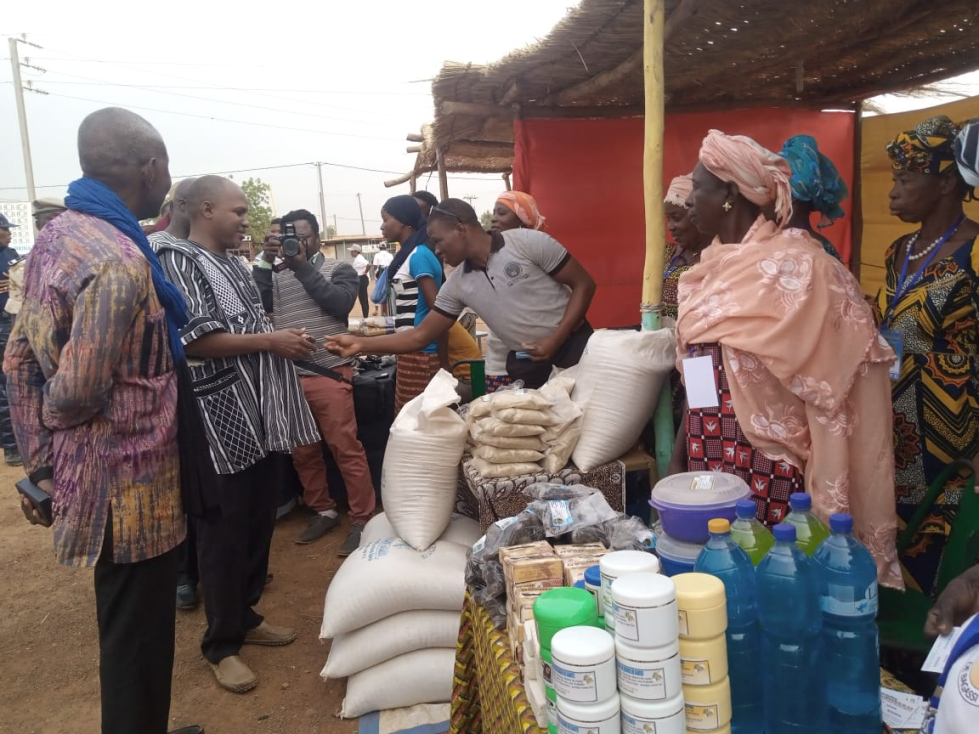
[886,115,961,175]
[779,134,849,229]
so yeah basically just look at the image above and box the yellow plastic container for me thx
[678,634,728,686]
[673,573,727,640]
[683,676,732,732]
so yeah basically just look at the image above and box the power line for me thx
[29,90,398,142]
[25,67,410,127]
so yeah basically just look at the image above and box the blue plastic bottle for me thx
[813,513,881,734]
[695,518,763,734]
[757,523,827,734]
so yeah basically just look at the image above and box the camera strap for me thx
[295,360,354,386]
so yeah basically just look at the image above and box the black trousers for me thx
[176,522,198,588]
[94,520,179,734]
[196,454,277,663]
[358,274,370,317]
[0,315,17,450]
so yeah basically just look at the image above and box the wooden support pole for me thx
[503,172,512,191]
[642,0,674,479]
[406,132,424,143]
[641,0,666,325]
[850,102,864,282]
[437,149,449,201]
[410,173,417,194]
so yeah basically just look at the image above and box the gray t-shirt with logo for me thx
[433,229,571,351]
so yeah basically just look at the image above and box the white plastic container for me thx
[551,626,618,704]
[620,692,686,734]
[615,638,682,702]
[558,691,621,734]
[611,572,678,648]
[600,551,661,630]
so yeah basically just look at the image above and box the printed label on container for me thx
[617,660,667,700]
[549,499,573,528]
[691,474,715,491]
[681,658,712,685]
[559,711,614,734]
[685,703,721,731]
[541,659,552,684]
[551,662,600,703]
[677,609,689,637]
[613,602,640,642]
[547,694,557,727]
[600,574,615,616]
[820,582,879,616]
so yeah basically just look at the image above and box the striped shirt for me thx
[157,239,319,475]
[147,230,179,253]
[253,252,358,374]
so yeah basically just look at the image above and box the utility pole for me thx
[315,162,327,241]
[9,36,44,226]
[333,214,338,237]
[463,195,478,207]
[356,193,366,236]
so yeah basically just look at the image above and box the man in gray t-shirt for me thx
[326,198,596,388]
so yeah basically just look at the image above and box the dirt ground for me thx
[0,459,358,734]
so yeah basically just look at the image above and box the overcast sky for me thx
[3,4,977,240]
[2,1,575,235]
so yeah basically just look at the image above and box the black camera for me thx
[280,222,303,257]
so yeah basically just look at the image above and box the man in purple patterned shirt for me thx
[5,108,202,734]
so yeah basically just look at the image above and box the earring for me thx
[722,201,733,212]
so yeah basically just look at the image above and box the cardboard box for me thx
[504,555,565,585]
[552,543,608,558]
[499,541,554,564]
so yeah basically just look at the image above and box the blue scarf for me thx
[65,177,188,362]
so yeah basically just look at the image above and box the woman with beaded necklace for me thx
[876,115,979,597]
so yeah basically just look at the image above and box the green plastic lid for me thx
[534,587,600,650]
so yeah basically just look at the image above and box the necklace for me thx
[908,218,964,260]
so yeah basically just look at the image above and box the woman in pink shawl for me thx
[671,129,902,588]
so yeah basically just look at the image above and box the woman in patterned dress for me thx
[875,115,979,596]
[669,129,902,587]
[662,174,714,321]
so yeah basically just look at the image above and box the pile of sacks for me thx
[319,513,480,718]
[320,371,475,718]
[467,375,582,478]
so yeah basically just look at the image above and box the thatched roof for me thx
[404,0,979,177]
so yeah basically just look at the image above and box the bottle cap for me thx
[773,523,797,543]
[708,518,731,534]
[789,492,811,511]
[735,498,758,518]
[829,513,853,534]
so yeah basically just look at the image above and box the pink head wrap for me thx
[698,129,793,225]
[497,191,546,230]
[664,174,693,207]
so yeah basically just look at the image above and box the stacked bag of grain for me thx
[320,371,474,718]
[467,377,583,478]
[571,328,675,472]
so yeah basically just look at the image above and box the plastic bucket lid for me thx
[672,572,726,611]
[650,471,750,511]
[611,572,676,608]
[551,625,615,666]
[654,533,705,563]
[584,564,602,587]
[534,587,599,649]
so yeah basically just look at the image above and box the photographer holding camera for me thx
[253,209,376,552]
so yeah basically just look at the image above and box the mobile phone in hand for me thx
[16,478,52,526]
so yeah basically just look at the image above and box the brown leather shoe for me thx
[244,620,297,646]
[209,655,257,694]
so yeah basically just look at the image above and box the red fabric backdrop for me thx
[512,110,855,328]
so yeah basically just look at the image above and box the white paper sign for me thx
[922,625,966,674]
[881,688,928,730]
[682,356,720,410]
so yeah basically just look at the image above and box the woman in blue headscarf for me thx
[779,134,848,261]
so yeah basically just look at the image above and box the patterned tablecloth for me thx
[454,455,627,532]
[450,592,543,734]
[450,592,917,734]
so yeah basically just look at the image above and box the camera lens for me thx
[281,237,302,257]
